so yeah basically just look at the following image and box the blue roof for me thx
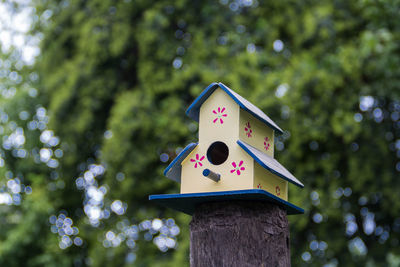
[164,143,198,183]
[237,140,304,188]
[186,82,283,134]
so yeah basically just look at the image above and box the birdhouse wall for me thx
[180,144,254,193]
[239,110,274,157]
[253,164,288,201]
[180,89,255,193]
[198,88,240,144]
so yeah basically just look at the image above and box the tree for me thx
[0,0,399,266]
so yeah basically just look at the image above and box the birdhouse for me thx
[150,82,304,215]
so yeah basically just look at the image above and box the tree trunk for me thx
[190,201,290,267]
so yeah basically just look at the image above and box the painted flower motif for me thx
[230,161,245,175]
[190,154,205,168]
[212,107,228,124]
[257,183,262,189]
[244,122,252,137]
[264,137,270,151]
[276,186,281,196]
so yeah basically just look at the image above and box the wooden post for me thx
[190,201,290,267]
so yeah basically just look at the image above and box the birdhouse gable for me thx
[198,87,240,144]
[186,82,283,134]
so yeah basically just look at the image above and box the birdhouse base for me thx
[149,189,304,215]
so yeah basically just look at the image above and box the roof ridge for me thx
[186,82,283,134]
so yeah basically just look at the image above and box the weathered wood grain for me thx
[190,201,290,267]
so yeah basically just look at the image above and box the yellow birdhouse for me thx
[150,82,304,215]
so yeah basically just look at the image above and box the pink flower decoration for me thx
[212,107,227,124]
[244,122,252,137]
[276,186,281,196]
[190,154,205,168]
[264,137,270,151]
[257,183,262,189]
[230,160,245,175]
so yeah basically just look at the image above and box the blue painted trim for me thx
[149,189,304,215]
[237,140,304,188]
[203,169,210,176]
[185,82,283,134]
[218,83,283,134]
[185,82,219,120]
[163,143,198,181]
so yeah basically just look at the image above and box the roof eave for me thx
[185,82,283,134]
[164,143,198,183]
[218,83,283,134]
[237,140,304,188]
[185,82,219,122]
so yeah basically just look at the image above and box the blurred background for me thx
[0,0,399,266]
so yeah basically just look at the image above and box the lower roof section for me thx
[164,143,198,183]
[237,140,304,188]
[149,189,304,215]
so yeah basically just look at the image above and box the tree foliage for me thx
[0,0,400,266]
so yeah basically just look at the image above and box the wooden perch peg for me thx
[202,169,220,182]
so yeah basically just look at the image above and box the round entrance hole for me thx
[207,141,229,165]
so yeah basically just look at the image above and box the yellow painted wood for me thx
[198,88,240,144]
[180,144,254,193]
[239,109,274,157]
[180,87,290,203]
[253,164,288,201]
[181,144,198,167]
[181,88,254,194]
